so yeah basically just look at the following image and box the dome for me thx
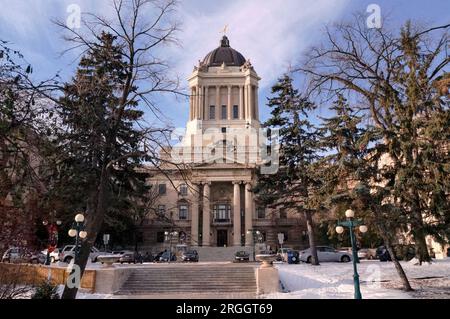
[202,36,246,67]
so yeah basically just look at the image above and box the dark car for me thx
[287,250,300,264]
[181,250,199,262]
[143,252,154,262]
[234,251,250,262]
[119,251,142,264]
[157,251,176,262]
[376,246,392,262]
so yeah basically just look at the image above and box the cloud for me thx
[171,0,351,89]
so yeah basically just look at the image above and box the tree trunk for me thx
[61,168,109,299]
[412,211,432,264]
[382,236,414,291]
[304,210,319,266]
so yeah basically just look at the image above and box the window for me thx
[280,208,287,219]
[221,127,227,133]
[158,184,166,195]
[233,105,239,119]
[282,231,289,242]
[156,232,165,243]
[209,105,215,119]
[221,105,227,119]
[179,184,188,196]
[179,204,188,220]
[158,205,166,216]
[213,204,231,222]
[257,207,266,219]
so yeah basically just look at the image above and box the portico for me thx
[189,179,254,247]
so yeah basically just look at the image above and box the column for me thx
[245,182,253,246]
[189,88,194,121]
[255,86,259,120]
[227,86,232,120]
[202,182,211,246]
[199,86,204,120]
[233,181,241,246]
[197,85,202,120]
[204,86,209,120]
[215,86,220,114]
[239,85,244,120]
[190,184,200,246]
[244,85,249,120]
[248,85,254,120]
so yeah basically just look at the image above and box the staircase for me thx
[116,263,257,297]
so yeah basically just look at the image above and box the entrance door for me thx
[217,230,228,247]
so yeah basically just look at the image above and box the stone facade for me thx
[140,36,307,251]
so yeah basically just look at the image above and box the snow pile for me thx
[264,259,450,299]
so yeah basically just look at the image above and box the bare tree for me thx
[54,0,183,299]
[298,13,449,290]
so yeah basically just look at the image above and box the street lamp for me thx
[165,230,178,264]
[247,229,261,261]
[336,209,368,299]
[42,213,62,265]
[68,213,87,260]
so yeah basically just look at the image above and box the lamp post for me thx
[246,229,261,261]
[165,230,178,264]
[68,213,87,261]
[42,215,62,265]
[336,209,368,300]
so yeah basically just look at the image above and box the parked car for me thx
[234,251,250,262]
[276,248,294,262]
[155,251,176,262]
[287,250,300,264]
[41,248,60,263]
[119,251,142,264]
[143,252,154,262]
[357,248,377,260]
[181,250,199,262]
[59,245,107,263]
[1,247,42,264]
[299,246,352,263]
[376,246,392,262]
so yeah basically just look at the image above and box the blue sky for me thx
[1,0,449,128]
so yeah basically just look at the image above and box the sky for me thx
[1,0,449,128]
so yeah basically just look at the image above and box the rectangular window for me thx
[221,127,227,133]
[156,232,165,243]
[209,105,215,120]
[221,105,227,119]
[257,207,266,219]
[233,105,239,119]
[213,204,231,221]
[158,205,166,216]
[158,184,166,195]
[179,205,188,220]
[280,208,287,219]
[179,184,188,196]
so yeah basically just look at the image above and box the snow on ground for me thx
[264,258,450,299]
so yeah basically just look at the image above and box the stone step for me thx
[116,263,258,296]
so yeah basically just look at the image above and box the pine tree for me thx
[57,32,150,298]
[317,94,413,291]
[255,74,320,265]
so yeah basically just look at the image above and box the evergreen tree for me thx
[317,94,413,291]
[57,32,150,298]
[255,74,320,265]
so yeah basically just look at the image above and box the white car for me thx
[59,245,107,263]
[299,246,352,263]
[41,248,60,263]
